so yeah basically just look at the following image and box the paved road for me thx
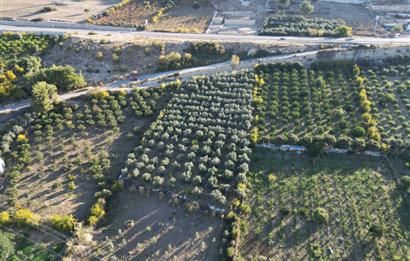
[1,21,409,114]
[0,49,325,114]
[1,22,410,45]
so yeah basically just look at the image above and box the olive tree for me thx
[32,81,59,113]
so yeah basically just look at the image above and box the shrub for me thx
[14,208,40,226]
[311,207,329,224]
[336,25,353,37]
[299,0,314,14]
[226,246,235,257]
[68,181,76,190]
[40,6,56,13]
[112,53,120,63]
[0,231,15,260]
[96,51,104,60]
[267,174,277,184]
[352,126,366,138]
[51,214,76,232]
[32,81,59,113]
[231,55,240,70]
[400,175,410,192]
[16,134,28,143]
[0,211,10,224]
[88,201,105,225]
[240,204,251,214]
[112,180,124,192]
[369,224,384,238]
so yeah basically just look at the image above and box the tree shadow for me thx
[394,187,410,235]
[343,238,373,261]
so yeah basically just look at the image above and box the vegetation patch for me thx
[0,87,171,227]
[252,59,410,162]
[157,42,232,71]
[0,33,85,104]
[238,148,409,260]
[260,15,351,37]
[124,72,254,207]
[0,229,65,260]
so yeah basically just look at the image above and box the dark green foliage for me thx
[25,65,86,92]
[260,15,346,37]
[352,126,366,138]
[400,175,410,191]
[369,224,384,238]
[157,42,232,71]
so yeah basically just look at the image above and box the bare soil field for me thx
[42,34,310,83]
[92,191,224,260]
[152,0,214,33]
[0,0,121,22]
[311,2,377,36]
[90,0,214,33]
[42,36,168,83]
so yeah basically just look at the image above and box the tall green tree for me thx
[231,55,240,71]
[32,81,59,113]
[336,25,353,37]
[299,0,314,14]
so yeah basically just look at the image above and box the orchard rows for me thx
[240,150,409,260]
[124,72,255,206]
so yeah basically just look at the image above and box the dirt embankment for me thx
[42,34,312,84]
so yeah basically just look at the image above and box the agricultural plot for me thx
[259,15,348,37]
[90,191,223,260]
[125,72,254,207]
[89,0,214,33]
[252,60,410,155]
[1,87,171,224]
[238,148,409,260]
[361,57,410,147]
